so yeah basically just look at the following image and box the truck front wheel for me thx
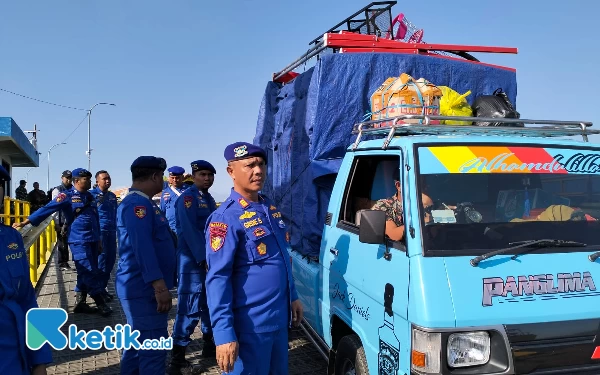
[334,334,370,375]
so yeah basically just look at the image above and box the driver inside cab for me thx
[371,169,434,241]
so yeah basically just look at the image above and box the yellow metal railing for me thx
[2,196,57,287]
[1,196,30,225]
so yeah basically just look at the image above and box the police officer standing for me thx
[1,167,52,375]
[116,157,176,375]
[90,170,118,302]
[51,170,73,270]
[14,168,112,317]
[205,142,303,374]
[160,166,187,232]
[169,160,218,374]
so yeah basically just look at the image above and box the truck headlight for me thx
[411,328,441,374]
[447,331,490,368]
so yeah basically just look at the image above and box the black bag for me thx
[472,88,522,127]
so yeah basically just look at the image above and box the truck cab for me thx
[291,116,600,375]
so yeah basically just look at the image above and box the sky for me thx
[1,0,599,202]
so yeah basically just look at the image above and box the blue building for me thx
[0,117,40,198]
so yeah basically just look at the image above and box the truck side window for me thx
[339,155,401,227]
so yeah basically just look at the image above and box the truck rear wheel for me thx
[334,334,370,375]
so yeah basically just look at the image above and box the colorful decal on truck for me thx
[418,146,600,175]
[483,272,597,306]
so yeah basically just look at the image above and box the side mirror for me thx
[359,210,386,244]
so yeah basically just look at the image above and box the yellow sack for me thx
[439,86,473,125]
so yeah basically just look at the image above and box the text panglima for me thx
[482,272,596,306]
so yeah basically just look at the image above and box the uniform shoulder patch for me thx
[134,205,147,219]
[209,222,228,252]
[184,195,193,208]
[238,198,249,209]
[270,205,277,211]
[55,193,67,203]
[239,211,256,220]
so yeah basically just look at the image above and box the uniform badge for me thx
[239,211,256,220]
[257,242,267,256]
[56,193,67,203]
[272,212,282,219]
[155,209,161,215]
[7,242,19,250]
[238,198,249,209]
[234,145,248,158]
[286,232,290,243]
[253,227,266,238]
[209,222,228,252]
[278,220,286,228]
[134,206,147,219]
[75,208,81,214]
[270,205,277,211]
[184,196,193,209]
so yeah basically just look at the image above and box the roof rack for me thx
[351,115,596,150]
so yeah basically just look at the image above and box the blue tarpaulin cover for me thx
[253,52,517,257]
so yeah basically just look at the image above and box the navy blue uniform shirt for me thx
[175,184,217,266]
[160,185,187,231]
[29,189,100,243]
[0,224,52,373]
[205,189,298,346]
[90,187,118,231]
[116,189,176,299]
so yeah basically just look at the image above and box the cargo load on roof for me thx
[253,1,519,257]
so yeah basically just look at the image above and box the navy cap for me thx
[191,160,216,174]
[224,142,267,163]
[71,168,92,178]
[168,166,185,176]
[130,156,167,171]
[0,165,10,181]
[62,170,72,178]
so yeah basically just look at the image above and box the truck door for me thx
[320,152,411,375]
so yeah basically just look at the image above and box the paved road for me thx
[36,255,328,374]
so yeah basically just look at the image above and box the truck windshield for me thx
[416,144,600,254]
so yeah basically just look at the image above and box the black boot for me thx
[201,333,216,358]
[169,345,201,375]
[90,294,113,317]
[74,292,98,314]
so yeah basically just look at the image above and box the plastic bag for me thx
[472,88,522,127]
[439,86,473,125]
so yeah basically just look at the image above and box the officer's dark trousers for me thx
[71,242,104,297]
[56,228,70,265]
[98,230,117,290]
[230,329,289,375]
[120,296,169,375]
[172,265,211,346]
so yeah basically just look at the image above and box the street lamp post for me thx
[87,102,116,171]
[47,143,66,191]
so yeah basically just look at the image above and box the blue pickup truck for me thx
[288,116,600,375]
[253,6,600,373]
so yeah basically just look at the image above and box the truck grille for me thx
[505,318,600,374]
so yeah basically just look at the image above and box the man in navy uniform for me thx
[90,170,118,302]
[160,166,187,232]
[116,156,176,375]
[0,165,53,375]
[169,160,218,374]
[51,170,73,270]
[205,142,304,374]
[14,168,112,316]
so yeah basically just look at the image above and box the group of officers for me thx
[0,141,303,375]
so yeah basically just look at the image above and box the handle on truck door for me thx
[330,248,339,256]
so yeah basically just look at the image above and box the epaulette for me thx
[219,199,235,212]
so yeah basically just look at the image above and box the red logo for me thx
[134,206,146,219]
[592,346,600,359]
